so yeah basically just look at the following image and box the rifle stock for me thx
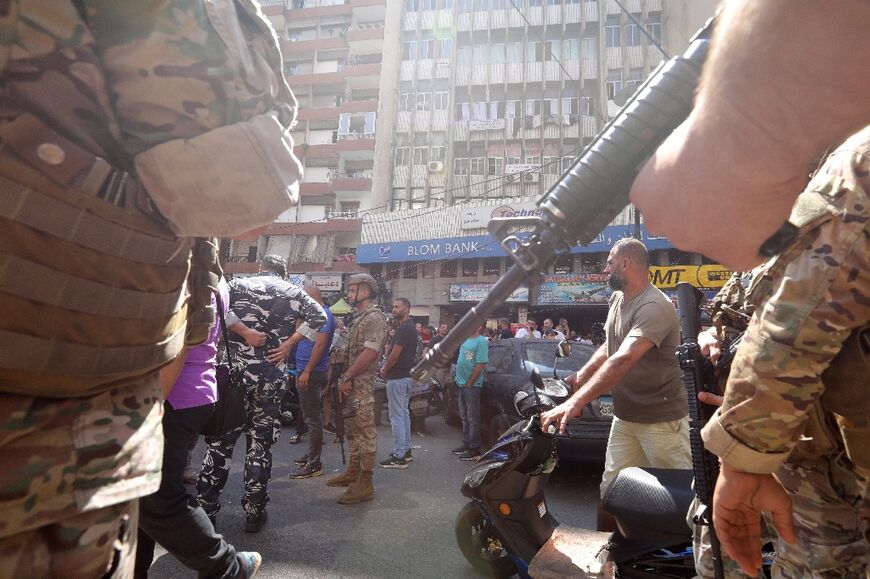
[676,282,724,579]
[331,372,347,465]
[412,18,715,382]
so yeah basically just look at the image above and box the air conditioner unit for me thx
[427,161,444,172]
[523,172,539,183]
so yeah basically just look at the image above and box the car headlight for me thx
[465,460,507,488]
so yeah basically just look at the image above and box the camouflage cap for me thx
[346,273,378,296]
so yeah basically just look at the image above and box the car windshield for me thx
[521,341,591,373]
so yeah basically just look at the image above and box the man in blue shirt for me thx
[453,323,489,461]
[287,286,336,479]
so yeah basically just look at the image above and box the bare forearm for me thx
[572,353,633,407]
[466,363,485,386]
[573,345,607,390]
[345,348,379,378]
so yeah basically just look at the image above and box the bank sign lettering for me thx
[407,240,480,257]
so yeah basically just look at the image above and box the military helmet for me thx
[346,273,378,297]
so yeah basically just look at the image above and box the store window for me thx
[554,254,573,274]
[462,260,479,277]
[402,262,418,278]
[441,260,457,277]
[422,262,436,278]
[482,258,501,276]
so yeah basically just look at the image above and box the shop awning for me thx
[329,298,352,315]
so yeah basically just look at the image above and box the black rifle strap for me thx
[215,290,237,369]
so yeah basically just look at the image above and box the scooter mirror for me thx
[529,367,544,389]
[556,340,571,357]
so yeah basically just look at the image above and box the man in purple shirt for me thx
[135,279,261,578]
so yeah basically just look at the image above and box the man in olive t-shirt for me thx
[541,239,690,501]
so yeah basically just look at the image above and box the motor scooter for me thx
[373,375,446,433]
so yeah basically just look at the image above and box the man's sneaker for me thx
[451,445,469,456]
[289,462,323,479]
[379,455,408,469]
[293,454,309,466]
[404,449,413,463]
[458,448,481,461]
[237,551,262,579]
[244,510,268,533]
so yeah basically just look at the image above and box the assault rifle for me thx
[330,366,347,464]
[676,282,724,579]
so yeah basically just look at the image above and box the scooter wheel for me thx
[455,502,518,578]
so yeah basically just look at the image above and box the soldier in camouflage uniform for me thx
[701,127,870,577]
[326,274,388,504]
[197,256,326,532]
[0,1,302,576]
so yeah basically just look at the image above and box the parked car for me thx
[475,338,612,460]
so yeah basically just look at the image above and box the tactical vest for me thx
[344,305,388,370]
[0,13,218,397]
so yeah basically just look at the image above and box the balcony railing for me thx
[336,131,375,141]
[328,211,360,219]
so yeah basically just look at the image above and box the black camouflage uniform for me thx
[197,273,326,521]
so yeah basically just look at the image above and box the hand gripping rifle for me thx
[676,282,725,579]
[412,19,715,381]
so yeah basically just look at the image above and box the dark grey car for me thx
[477,338,613,460]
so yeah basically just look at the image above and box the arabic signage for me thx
[649,265,732,290]
[449,283,528,303]
[538,274,612,305]
[460,202,543,230]
[286,273,344,291]
[469,118,506,131]
[505,163,540,175]
[357,225,672,264]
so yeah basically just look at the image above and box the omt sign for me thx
[649,265,732,290]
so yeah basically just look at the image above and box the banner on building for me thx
[449,283,528,303]
[649,265,732,290]
[469,118,506,131]
[460,202,542,230]
[538,274,612,305]
[287,273,306,287]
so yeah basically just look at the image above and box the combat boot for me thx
[336,470,374,504]
[326,458,360,487]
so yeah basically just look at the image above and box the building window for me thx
[525,99,541,115]
[431,145,446,161]
[606,69,623,100]
[454,157,468,175]
[470,157,485,175]
[626,67,643,91]
[434,91,449,110]
[491,0,506,8]
[403,40,417,60]
[393,198,409,211]
[413,147,429,165]
[545,40,560,61]
[458,45,472,65]
[561,155,576,172]
[482,258,501,276]
[563,38,579,60]
[438,38,453,58]
[505,100,520,119]
[462,260,478,277]
[403,262,418,278]
[416,92,431,110]
[554,254,573,274]
[422,262,436,278]
[581,36,597,60]
[395,147,410,165]
[647,12,662,43]
[429,187,445,207]
[527,41,541,62]
[419,38,434,59]
[605,16,620,47]
[542,156,560,175]
[506,42,522,63]
[490,44,505,64]
[441,260,457,277]
[473,0,488,10]
[528,0,542,7]
[487,157,504,176]
[405,0,417,11]
[398,92,413,111]
[472,45,487,65]
[625,17,642,46]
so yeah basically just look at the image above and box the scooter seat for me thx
[602,467,695,538]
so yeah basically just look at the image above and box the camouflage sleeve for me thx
[224,280,244,327]
[361,312,388,354]
[285,286,326,342]
[702,136,870,474]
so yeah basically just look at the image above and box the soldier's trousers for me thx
[772,448,868,578]
[197,376,285,517]
[345,377,378,471]
[0,500,138,579]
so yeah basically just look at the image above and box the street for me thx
[148,415,603,578]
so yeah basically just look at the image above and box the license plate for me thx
[598,397,613,417]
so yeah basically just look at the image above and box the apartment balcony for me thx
[300,181,333,196]
[335,133,376,160]
[286,2,353,19]
[343,63,381,89]
[583,0,598,20]
[282,36,345,55]
[625,45,644,68]
[260,2,285,17]
[606,46,622,69]
[435,59,450,79]
[564,3,581,24]
[347,26,384,55]
[606,0,641,14]
[351,0,386,21]
[286,71,344,87]
[490,9,507,28]
[457,12,471,32]
[332,175,373,193]
[296,143,339,160]
[265,218,362,236]
[545,4,561,25]
[582,58,598,79]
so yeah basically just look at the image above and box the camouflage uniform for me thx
[702,127,870,577]
[0,1,300,576]
[343,305,388,472]
[197,274,326,519]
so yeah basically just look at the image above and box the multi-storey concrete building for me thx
[358,0,719,327]
[223,0,402,288]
